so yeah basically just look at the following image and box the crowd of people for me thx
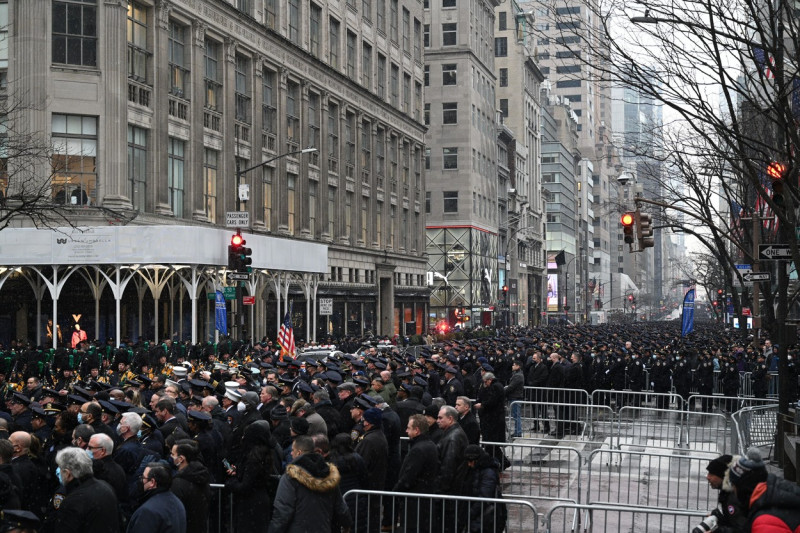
[0,321,797,532]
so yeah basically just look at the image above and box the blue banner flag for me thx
[681,288,696,337]
[215,290,227,335]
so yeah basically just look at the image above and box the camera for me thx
[691,514,718,533]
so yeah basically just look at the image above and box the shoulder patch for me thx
[728,504,735,515]
[53,493,64,510]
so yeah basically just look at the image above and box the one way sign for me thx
[742,272,771,283]
[759,244,792,260]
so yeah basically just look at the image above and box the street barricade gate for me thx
[545,503,706,533]
[585,448,717,511]
[343,489,538,533]
[482,441,582,504]
[591,389,684,411]
[732,404,778,457]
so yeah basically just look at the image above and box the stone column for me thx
[251,55,266,231]
[276,68,289,235]
[191,20,209,222]
[319,92,331,242]
[153,0,172,215]
[97,1,131,208]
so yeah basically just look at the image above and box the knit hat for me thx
[729,448,768,489]
[242,391,259,408]
[706,454,733,478]
[290,416,310,435]
[270,404,288,421]
[363,407,383,427]
[464,444,482,461]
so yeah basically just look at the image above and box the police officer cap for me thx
[412,376,428,387]
[352,377,370,387]
[9,393,30,406]
[98,400,119,415]
[30,405,47,419]
[0,509,41,532]
[353,397,372,410]
[188,410,212,422]
[444,365,458,374]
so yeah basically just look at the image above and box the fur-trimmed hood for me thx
[286,453,342,493]
[722,455,741,492]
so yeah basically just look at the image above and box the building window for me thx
[127,1,149,82]
[499,98,508,117]
[288,0,300,44]
[425,191,430,213]
[442,102,457,124]
[309,180,318,237]
[328,102,339,166]
[308,92,320,151]
[362,42,372,89]
[377,54,386,98]
[51,114,97,206]
[345,192,353,239]
[443,147,458,169]
[423,65,429,86]
[235,55,250,123]
[425,147,430,169]
[310,3,322,56]
[414,18,421,60]
[329,17,340,69]
[495,37,507,56]
[345,112,355,176]
[361,120,371,174]
[286,81,300,144]
[423,24,429,47]
[376,0,385,32]
[390,64,399,107]
[498,11,507,30]
[362,0,371,22]
[402,7,410,52]
[203,149,217,222]
[265,0,277,29]
[403,73,411,113]
[443,0,456,6]
[424,103,429,125]
[375,201,383,245]
[126,125,147,211]
[361,197,368,243]
[442,23,457,46]
[53,0,97,67]
[263,167,273,230]
[415,82,422,121]
[390,0,398,42]
[167,23,188,96]
[262,68,277,135]
[442,63,457,85]
[443,191,458,212]
[287,173,297,235]
[389,204,395,248]
[376,128,385,178]
[556,79,582,88]
[346,31,357,79]
[328,186,336,237]
[204,39,222,110]
[0,3,5,87]
[168,138,184,217]
[499,68,508,87]
[237,0,252,16]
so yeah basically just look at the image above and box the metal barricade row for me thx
[209,483,234,533]
[344,489,538,533]
[482,441,583,504]
[616,406,687,451]
[510,400,594,440]
[545,502,707,533]
[585,448,717,512]
[524,386,591,406]
[590,389,684,411]
[732,404,778,457]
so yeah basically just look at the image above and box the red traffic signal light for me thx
[717,289,723,296]
[502,285,509,292]
[621,213,635,245]
[621,213,634,226]
[766,161,786,180]
[628,294,634,302]
[231,233,244,247]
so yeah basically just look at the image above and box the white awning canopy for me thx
[0,226,328,273]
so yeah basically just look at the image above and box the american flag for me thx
[277,302,295,360]
[753,47,775,79]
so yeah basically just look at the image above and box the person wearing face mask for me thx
[169,439,211,533]
[52,447,120,533]
[77,402,117,445]
[113,412,145,493]
[88,433,128,509]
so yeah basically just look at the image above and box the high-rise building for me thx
[424,0,502,328]
[0,0,428,344]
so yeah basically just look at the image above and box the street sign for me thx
[735,264,752,287]
[207,287,236,300]
[319,298,333,315]
[226,211,250,228]
[227,272,249,281]
[759,244,792,260]
[742,272,771,283]
[242,296,255,305]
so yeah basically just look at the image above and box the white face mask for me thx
[237,401,247,412]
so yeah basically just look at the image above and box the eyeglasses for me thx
[87,445,103,450]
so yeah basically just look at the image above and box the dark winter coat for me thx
[477,381,506,443]
[54,475,121,533]
[127,488,186,533]
[457,451,505,533]
[504,370,525,402]
[459,410,481,445]
[225,421,277,532]
[394,433,439,494]
[170,462,211,533]
[436,423,469,494]
[747,473,800,533]
[354,426,388,490]
[315,400,343,439]
[93,456,129,506]
[267,453,352,533]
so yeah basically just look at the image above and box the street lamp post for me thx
[231,147,318,339]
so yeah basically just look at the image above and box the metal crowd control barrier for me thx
[545,503,706,533]
[524,386,591,406]
[732,404,778,457]
[684,411,733,454]
[591,389,684,411]
[343,489,538,533]
[482,441,582,504]
[616,406,687,450]
[768,371,779,398]
[585,448,717,511]
[687,394,777,413]
[510,400,615,442]
[740,371,753,397]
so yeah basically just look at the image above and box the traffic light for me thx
[500,285,509,304]
[628,294,634,303]
[636,210,654,249]
[239,241,253,273]
[621,213,635,244]
[228,231,244,271]
[767,161,786,207]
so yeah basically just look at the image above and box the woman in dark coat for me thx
[475,373,508,468]
[225,420,278,532]
[457,444,506,533]
[170,439,212,533]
